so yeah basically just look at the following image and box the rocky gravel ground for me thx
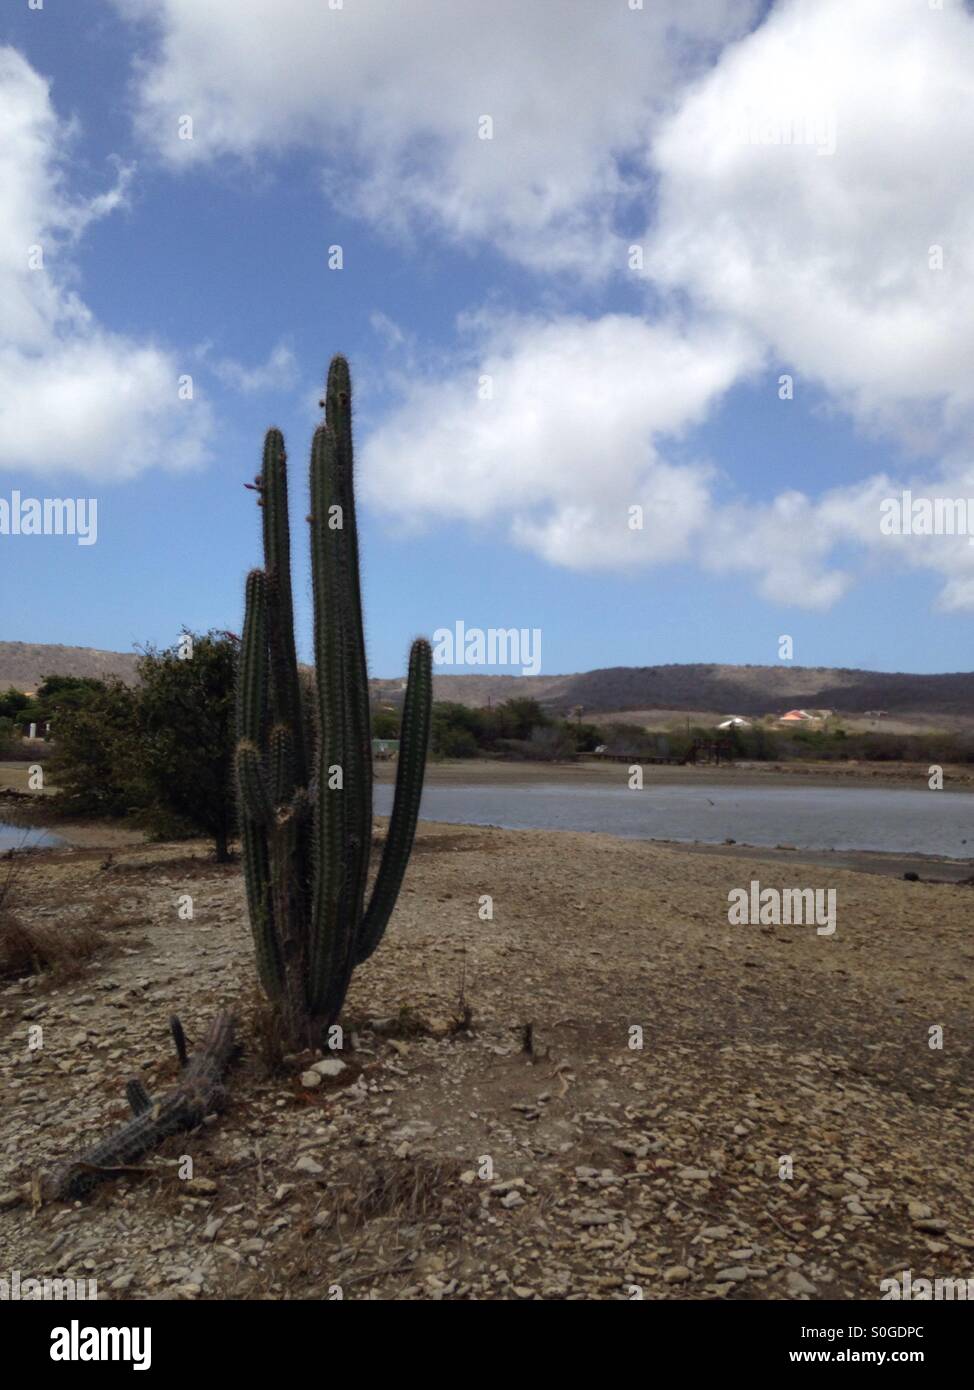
[1,821,971,1300]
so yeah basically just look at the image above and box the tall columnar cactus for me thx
[237,355,432,1044]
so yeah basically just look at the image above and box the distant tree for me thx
[527,724,575,759]
[0,687,29,722]
[37,674,105,698]
[494,697,549,741]
[443,727,482,757]
[568,720,602,753]
[431,701,489,757]
[430,704,476,757]
[603,721,656,756]
[42,634,238,853]
[371,708,400,739]
[35,675,107,717]
[135,632,239,861]
[46,680,142,816]
[14,675,110,738]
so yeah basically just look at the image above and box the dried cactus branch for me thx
[46,1012,238,1202]
[125,1080,153,1117]
[169,1014,188,1067]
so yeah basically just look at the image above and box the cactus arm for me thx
[325,358,372,856]
[236,568,284,998]
[125,1080,153,1117]
[269,723,295,806]
[241,816,282,998]
[356,637,432,963]
[308,423,351,1014]
[325,359,373,952]
[237,569,269,744]
[237,740,274,825]
[260,429,307,793]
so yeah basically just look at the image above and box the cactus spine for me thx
[237,355,432,1043]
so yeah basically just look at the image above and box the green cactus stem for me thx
[236,355,432,1044]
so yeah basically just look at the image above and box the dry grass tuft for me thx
[0,855,108,983]
[0,915,107,983]
[325,1156,473,1233]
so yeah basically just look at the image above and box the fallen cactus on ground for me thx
[46,1013,238,1201]
[237,354,432,1046]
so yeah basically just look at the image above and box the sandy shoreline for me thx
[7,755,974,803]
[378,757,974,792]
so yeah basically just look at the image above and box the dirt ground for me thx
[386,757,974,791]
[7,755,974,801]
[1,810,971,1302]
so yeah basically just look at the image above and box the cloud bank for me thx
[0,46,211,480]
[58,0,974,610]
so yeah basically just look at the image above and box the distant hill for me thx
[375,663,974,720]
[532,663,974,718]
[4,644,974,723]
[0,642,140,692]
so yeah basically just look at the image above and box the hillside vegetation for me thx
[5,643,974,723]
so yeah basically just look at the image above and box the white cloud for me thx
[113,0,758,273]
[206,340,296,394]
[364,311,974,612]
[369,312,407,351]
[0,46,211,480]
[362,310,759,567]
[105,0,974,611]
[647,0,974,440]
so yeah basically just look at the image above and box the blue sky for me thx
[2,0,974,678]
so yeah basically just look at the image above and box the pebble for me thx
[312,1058,348,1078]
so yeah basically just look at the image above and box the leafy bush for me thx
[134,633,239,860]
[46,680,142,817]
[0,687,29,722]
[45,632,239,859]
[371,708,400,739]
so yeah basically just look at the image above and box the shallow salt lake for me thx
[0,821,65,851]
[4,783,969,860]
[375,782,974,859]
